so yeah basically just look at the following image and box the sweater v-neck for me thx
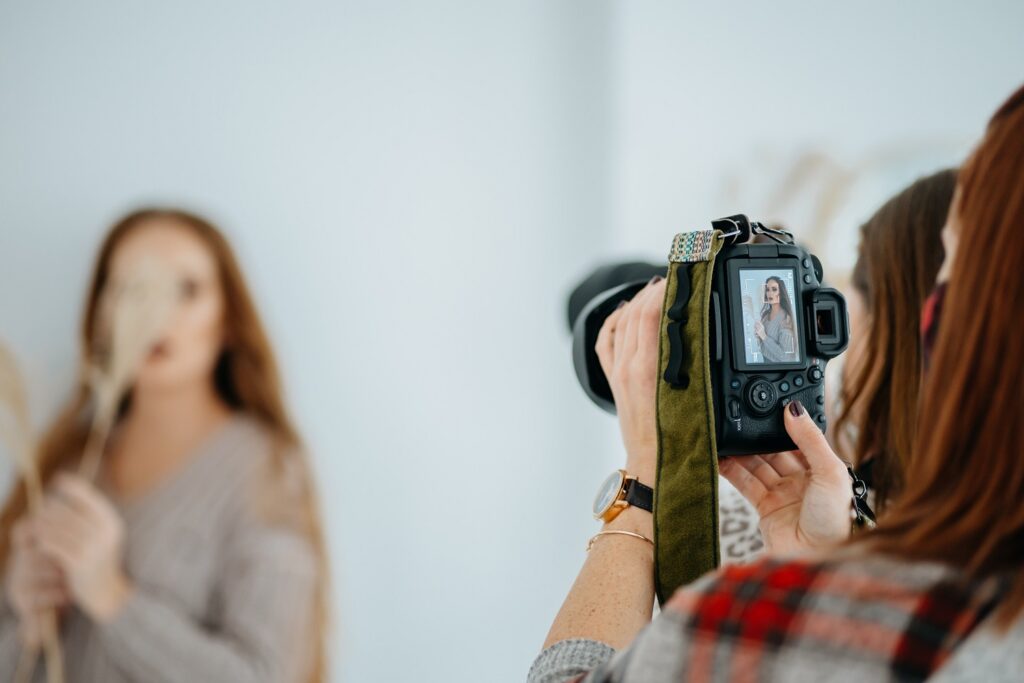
[102,414,247,515]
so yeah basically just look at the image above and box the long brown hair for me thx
[0,208,329,680]
[834,169,956,509]
[759,275,795,328]
[861,84,1024,626]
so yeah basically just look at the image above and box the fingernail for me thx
[615,300,628,310]
[788,400,805,417]
[648,275,663,285]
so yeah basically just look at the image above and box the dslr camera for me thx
[571,215,850,456]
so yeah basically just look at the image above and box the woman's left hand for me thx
[754,320,767,340]
[33,474,133,623]
[595,277,666,486]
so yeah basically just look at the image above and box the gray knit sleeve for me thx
[528,639,617,683]
[928,614,1024,682]
[96,524,318,683]
[758,319,796,363]
[0,600,23,680]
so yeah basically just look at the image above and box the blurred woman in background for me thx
[0,209,328,682]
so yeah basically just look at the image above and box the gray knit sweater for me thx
[758,311,797,363]
[0,416,318,682]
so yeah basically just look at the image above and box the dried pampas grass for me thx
[78,259,178,481]
[1,258,176,680]
[0,342,64,683]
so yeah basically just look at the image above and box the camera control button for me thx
[815,413,827,425]
[779,381,790,392]
[816,395,825,405]
[730,379,741,390]
[728,399,742,420]
[746,379,777,415]
[808,367,823,383]
[794,376,804,387]
[802,258,811,268]
[803,274,813,284]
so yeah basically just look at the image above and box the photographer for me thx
[531,84,1024,682]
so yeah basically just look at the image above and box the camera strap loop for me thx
[848,466,877,529]
[654,229,725,604]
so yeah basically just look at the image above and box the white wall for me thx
[607,1,1024,271]
[1,2,1023,682]
[0,2,616,681]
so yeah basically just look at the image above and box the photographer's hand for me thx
[594,276,666,486]
[719,402,851,556]
[542,277,665,652]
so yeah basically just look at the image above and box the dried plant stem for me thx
[78,407,116,483]
[13,443,65,683]
[0,343,65,683]
[77,259,178,482]
[13,615,64,683]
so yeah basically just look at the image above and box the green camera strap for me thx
[654,229,724,604]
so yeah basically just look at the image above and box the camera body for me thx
[572,216,849,457]
[670,241,848,455]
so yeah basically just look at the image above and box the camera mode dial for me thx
[745,378,777,416]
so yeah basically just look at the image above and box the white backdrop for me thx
[1,2,1023,681]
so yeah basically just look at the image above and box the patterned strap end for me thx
[668,230,718,263]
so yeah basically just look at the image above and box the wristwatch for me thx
[592,469,654,523]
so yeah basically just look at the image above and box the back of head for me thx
[837,168,956,508]
[865,84,1024,626]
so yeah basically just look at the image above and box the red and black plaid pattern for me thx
[575,555,1004,682]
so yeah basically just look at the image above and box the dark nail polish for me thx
[616,300,628,310]
[648,275,664,285]
[788,400,805,417]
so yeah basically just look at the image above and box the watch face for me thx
[593,470,625,519]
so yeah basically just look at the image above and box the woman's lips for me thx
[148,341,171,361]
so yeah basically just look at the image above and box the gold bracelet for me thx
[586,530,654,552]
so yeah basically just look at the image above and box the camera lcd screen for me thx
[738,268,801,365]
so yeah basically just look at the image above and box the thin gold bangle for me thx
[586,530,654,552]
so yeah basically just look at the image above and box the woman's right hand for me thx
[4,518,69,647]
[719,401,852,556]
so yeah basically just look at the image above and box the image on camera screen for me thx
[739,268,801,365]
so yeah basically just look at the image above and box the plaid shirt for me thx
[531,555,1005,683]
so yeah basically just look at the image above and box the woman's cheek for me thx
[180,296,226,378]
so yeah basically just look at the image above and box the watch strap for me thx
[624,479,653,513]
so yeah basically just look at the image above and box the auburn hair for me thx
[0,209,329,680]
[834,169,956,510]
[861,84,1024,626]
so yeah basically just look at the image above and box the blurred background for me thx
[1,1,1023,681]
